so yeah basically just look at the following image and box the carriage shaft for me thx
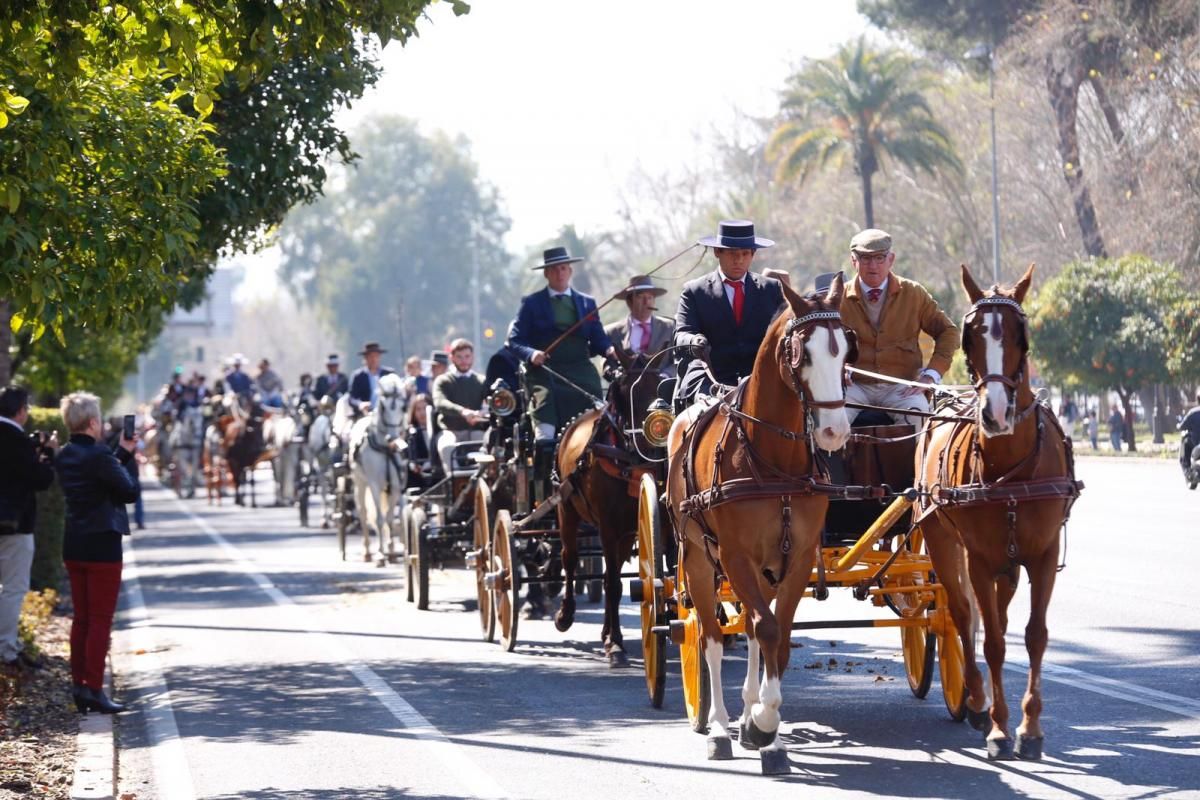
[834,494,915,571]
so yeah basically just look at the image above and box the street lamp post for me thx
[966,43,1001,285]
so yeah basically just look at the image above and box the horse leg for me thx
[737,616,761,745]
[355,478,374,562]
[682,529,732,759]
[600,526,634,668]
[554,501,580,633]
[1015,537,1059,761]
[968,554,1013,760]
[925,518,989,727]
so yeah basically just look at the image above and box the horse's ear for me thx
[1012,262,1035,304]
[961,264,984,303]
[781,281,813,316]
[612,344,633,369]
[824,271,845,310]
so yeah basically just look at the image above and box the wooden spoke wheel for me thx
[676,566,711,733]
[936,603,969,721]
[884,535,935,699]
[636,473,667,709]
[474,481,496,642]
[402,505,415,603]
[411,507,430,610]
[492,510,521,653]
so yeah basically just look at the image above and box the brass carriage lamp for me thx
[642,399,675,448]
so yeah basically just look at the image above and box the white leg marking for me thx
[752,674,783,735]
[740,636,760,726]
[704,639,731,738]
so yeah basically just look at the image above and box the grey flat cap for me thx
[849,228,892,253]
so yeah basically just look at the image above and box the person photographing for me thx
[55,392,140,714]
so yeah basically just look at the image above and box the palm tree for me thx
[767,37,962,228]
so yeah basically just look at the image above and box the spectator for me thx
[403,355,429,398]
[0,385,57,672]
[55,392,139,714]
[1058,396,1078,440]
[1086,408,1099,450]
[1108,407,1123,452]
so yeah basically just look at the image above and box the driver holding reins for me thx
[839,228,958,426]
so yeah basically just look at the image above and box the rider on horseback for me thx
[838,228,959,426]
[349,342,396,414]
[673,220,783,410]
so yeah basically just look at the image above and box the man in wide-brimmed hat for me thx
[349,342,395,413]
[840,228,957,426]
[507,246,616,442]
[314,353,349,402]
[225,353,253,396]
[673,220,784,406]
[605,275,676,378]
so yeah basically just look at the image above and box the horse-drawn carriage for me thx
[472,353,675,659]
[628,266,1081,775]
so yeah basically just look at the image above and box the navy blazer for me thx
[314,371,349,401]
[507,288,612,363]
[0,421,56,532]
[349,367,396,406]
[674,271,785,385]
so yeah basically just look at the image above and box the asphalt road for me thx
[111,456,1200,800]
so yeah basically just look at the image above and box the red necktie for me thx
[724,279,744,325]
[637,320,651,352]
[867,288,882,303]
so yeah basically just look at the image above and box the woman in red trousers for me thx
[55,392,139,714]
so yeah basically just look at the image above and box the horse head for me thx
[374,373,408,437]
[960,263,1034,437]
[777,273,853,453]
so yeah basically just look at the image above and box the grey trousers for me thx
[0,533,35,661]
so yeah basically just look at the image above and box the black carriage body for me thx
[822,421,917,545]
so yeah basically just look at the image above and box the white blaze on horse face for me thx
[984,311,1011,432]
[803,326,851,452]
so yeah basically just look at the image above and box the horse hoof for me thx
[741,718,776,750]
[738,720,760,750]
[987,737,1015,761]
[707,736,733,761]
[760,748,790,776]
[967,707,990,732]
[554,612,574,633]
[607,650,628,669]
[1015,734,1044,761]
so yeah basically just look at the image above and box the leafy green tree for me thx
[1028,255,1185,450]
[1,1,467,380]
[767,37,962,228]
[278,116,517,361]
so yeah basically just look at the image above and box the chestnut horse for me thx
[915,264,1083,761]
[666,276,853,774]
[554,352,665,666]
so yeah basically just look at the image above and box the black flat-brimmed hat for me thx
[698,219,774,250]
[532,246,585,270]
[430,351,450,366]
[359,341,387,356]
[616,275,668,299]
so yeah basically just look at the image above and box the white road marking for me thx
[1003,654,1200,720]
[122,544,199,800]
[170,497,508,800]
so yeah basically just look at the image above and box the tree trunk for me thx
[1088,76,1138,198]
[860,169,875,229]
[1116,386,1137,452]
[0,300,10,386]
[1046,56,1108,258]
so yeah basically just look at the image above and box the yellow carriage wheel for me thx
[884,536,935,699]
[636,474,667,709]
[492,510,520,653]
[936,605,969,721]
[473,481,495,643]
[676,565,711,733]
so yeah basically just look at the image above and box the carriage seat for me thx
[851,408,896,428]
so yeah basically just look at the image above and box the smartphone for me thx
[122,414,136,440]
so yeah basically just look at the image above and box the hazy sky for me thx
[238,0,869,298]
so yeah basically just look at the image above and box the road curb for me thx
[70,712,114,800]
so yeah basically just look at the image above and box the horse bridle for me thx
[781,309,858,431]
[962,296,1030,422]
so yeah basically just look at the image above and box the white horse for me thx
[301,406,336,527]
[168,405,204,498]
[264,407,301,507]
[348,373,409,564]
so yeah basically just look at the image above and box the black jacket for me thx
[56,434,139,540]
[349,367,395,406]
[0,419,56,533]
[314,371,349,401]
[674,271,785,385]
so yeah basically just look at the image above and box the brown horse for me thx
[554,351,665,666]
[666,276,853,774]
[915,264,1083,761]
